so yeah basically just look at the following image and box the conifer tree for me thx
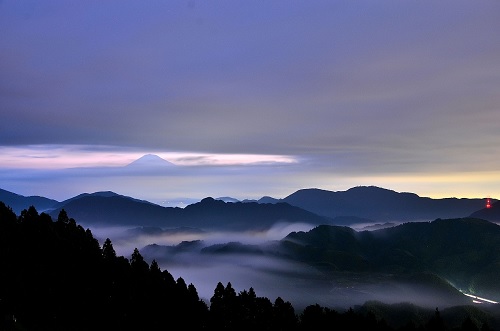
[130,247,149,273]
[57,208,70,224]
[102,238,117,261]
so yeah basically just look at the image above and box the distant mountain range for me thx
[281,186,491,222]
[0,188,58,214]
[47,195,330,231]
[0,186,497,231]
[4,197,500,330]
[3,185,500,313]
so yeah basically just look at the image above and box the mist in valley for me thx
[88,220,471,311]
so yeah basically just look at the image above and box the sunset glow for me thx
[0,145,297,169]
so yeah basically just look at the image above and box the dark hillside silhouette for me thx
[181,197,329,230]
[2,186,495,229]
[282,186,490,222]
[0,188,58,214]
[0,202,206,330]
[47,195,331,230]
[1,200,499,330]
[275,218,500,302]
[50,190,157,209]
[49,194,184,226]
[470,201,500,222]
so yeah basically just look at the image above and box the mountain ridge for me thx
[281,186,491,221]
[0,188,59,214]
[274,217,500,300]
[45,194,331,231]
[0,186,496,230]
[136,216,500,311]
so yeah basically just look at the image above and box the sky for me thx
[1,0,500,204]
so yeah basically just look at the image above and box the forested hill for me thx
[1,202,499,331]
[0,188,58,214]
[47,195,330,230]
[0,202,308,330]
[0,202,205,330]
[278,218,500,300]
[282,186,489,221]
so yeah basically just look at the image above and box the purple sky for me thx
[1,1,500,203]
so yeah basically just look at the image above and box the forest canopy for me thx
[0,202,494,331]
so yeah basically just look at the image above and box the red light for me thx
[486,198,491,209]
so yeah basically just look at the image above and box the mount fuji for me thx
[125,154,176,168]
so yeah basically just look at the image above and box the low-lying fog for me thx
[88,221,468,311]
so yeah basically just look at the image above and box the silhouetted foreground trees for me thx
[0,202,494,331]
